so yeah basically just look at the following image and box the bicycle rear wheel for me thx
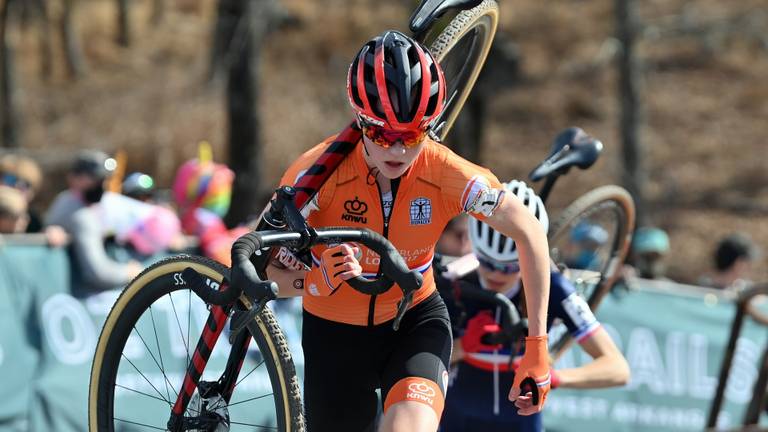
[546,185,635,359]
[423,0,498,140]
[89,255,304,431]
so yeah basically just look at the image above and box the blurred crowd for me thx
[0,145,251,295]
[0,148,762,296]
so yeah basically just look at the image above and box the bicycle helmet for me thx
[122,172,155,200]
[347,30,446,131]
[172,158,234,217]
[469,180,549,262]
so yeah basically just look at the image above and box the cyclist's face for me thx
[477,265,521,293]
[362,134,424,179]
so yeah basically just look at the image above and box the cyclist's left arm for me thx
[555,328,630,389]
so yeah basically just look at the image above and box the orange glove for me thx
[509,335,550,415]
[311,243,361,297]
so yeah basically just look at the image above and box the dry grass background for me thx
[8,0,768,283]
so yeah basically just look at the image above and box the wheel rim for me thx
[98,270,285,431]
[549,199,629,304]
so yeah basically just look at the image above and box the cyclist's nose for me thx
[388,141,407,155]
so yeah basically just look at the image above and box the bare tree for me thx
[150,0,164,26]
[1,0,20,148]
[116,0,130,46]
[32,0,53,80]
[615,0,647,225]
[60,0,86,78]
[220,0,272,226]
[445,36,521,164]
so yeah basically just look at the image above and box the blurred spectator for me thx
[0,153,43,232]
[564,221,609,270]
[0,185,28,233]
[628,227,671,280]
[122,172,156,202]
[46,150,117,228]
[437,214,471,258]
[699,233,758,291]
[45,150,145,293]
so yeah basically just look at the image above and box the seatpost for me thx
[537,174,560,204]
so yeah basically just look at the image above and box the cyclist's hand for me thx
[509,335,550,415]
[511,358,559,389]
[461,311,503,353]
[312,243,362,296]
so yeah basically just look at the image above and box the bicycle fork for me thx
[166,285,252,431]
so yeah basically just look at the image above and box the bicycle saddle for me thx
[528,127,603,182]
[409,0,484,34]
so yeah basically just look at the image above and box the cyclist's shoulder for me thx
[280,136,343,184]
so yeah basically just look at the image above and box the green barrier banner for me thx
[1,243,764,431]
[0,245,304,431]
[545,284,764,431]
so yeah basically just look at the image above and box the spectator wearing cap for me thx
[699,233,758,291]
[45,150,143,293]
[627,227,671,280]
[0,185,28,234]
[122,172,156,203]
[45,150,117,229]
[564,222,609,271]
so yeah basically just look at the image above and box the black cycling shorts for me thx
[302,291,452,432]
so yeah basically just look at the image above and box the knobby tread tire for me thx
[89,254,304,431]
[547,186,635,360]
[428,0,499,140]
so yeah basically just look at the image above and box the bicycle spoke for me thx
[227,392,275,407]
[148,305,173,402]
[133,324,178,399]
[228,420,278,430]
[168,292,191,367]
[120,354,171,404]
[115,383,171,405]
[187,288,192,370]
[114,417,166,430]
[234,357,266,388]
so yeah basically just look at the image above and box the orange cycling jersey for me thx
[280,136,506,326]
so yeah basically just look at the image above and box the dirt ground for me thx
[8,0,768,283]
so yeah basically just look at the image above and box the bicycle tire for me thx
[425,0,498,141]
[546,185,635,360]
[89,255,304,431]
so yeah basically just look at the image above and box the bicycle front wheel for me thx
[547,185,635,359]
[89,255,304,431]
[425,0,498,140]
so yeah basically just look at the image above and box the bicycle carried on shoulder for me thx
[442,127,636,361]
[89,2,502,430]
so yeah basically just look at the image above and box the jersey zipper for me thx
[367,178,400,327]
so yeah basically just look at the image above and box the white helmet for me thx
[468,180,549,262]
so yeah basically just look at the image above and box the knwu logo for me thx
[407,381,435,405]
[342,197,368,223]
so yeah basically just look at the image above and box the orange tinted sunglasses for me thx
[360,122,428,149]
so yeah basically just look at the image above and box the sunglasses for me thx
[1,173,32,191]
[360,121,427,149]
[478,256,520,274]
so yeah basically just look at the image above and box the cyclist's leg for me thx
[380,292,453,432]
[302,310,380,432]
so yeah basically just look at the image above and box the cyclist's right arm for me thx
[266,262,307,298]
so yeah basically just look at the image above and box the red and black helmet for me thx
[347,30,446,131]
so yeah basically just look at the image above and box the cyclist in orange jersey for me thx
[266,30,552,432]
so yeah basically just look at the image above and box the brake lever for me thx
[392,289,415,331]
